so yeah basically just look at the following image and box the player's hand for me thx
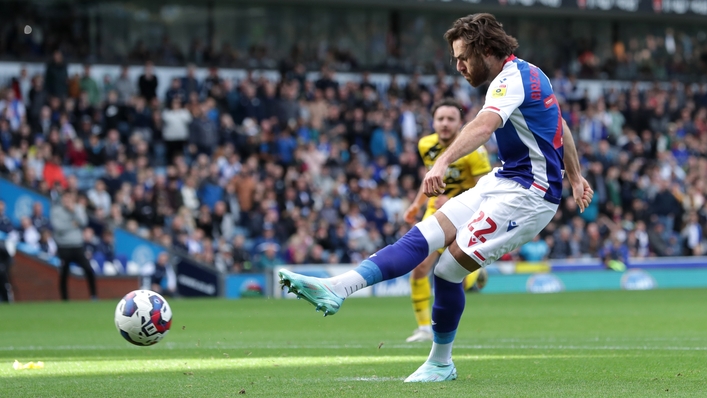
[403,205,420,224]
[423,164,446,197]
[572,177,593,213]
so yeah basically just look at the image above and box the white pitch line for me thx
[1,343,707,352]
[336,377,405,382]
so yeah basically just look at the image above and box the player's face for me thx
[433,105,462,144]
[453,39,490,88]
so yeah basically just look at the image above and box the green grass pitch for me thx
[1,289,707,397]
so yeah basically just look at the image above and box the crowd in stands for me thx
[1,6,706,81]
[0,49,706,276]
[571,29,707,81]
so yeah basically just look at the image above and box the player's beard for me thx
[465,56,491,88]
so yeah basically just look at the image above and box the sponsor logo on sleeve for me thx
[491,84,507,98]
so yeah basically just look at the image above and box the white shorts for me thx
[438,172,559,267]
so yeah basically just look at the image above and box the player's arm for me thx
[562,118,593,212]
[405,140,432,223]
[423,112,500,197]
[561,119,582,185]
[404,185,428,224]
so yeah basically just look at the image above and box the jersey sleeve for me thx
[479,73,524,127]
[417,136,434,169]
[465,145,493,177]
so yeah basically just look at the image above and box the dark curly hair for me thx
[444,13,519,60]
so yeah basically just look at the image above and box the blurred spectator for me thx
[147,251,176,296]
[253,242,283,272]
[83,226,99,261]
[31,202,50,231]
[28,78,49,131]
[681,212,703,256]
[96,228,116,263]
[519,235,550,262]
[138,61,158,102]
[214,243,233,273]
[370,118,401,158]
[188,106,218,156]
[66,138,88,167]
[44,50,68,98]
[229,234,251,273]
[37,228,57,259]
[0,89,26,132]
[80,64,100,106]
[102,90,128,135]
[19,216,40,250]
[43,155,67,190]
[0,234,15,303]
[165,77,186,105]
[181,64,202,98]
[114,65,135,105]
[599,233,629,271]
[549,225,579,259]
[161,97,192,163]
[0,201,14,234]
[87,179,112,214]
[50,191,96,301]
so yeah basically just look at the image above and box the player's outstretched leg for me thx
[405,246,472,382]
[279,216,448,316]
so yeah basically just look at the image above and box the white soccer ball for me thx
[115,290,173,346]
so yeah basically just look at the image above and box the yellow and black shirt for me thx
[418,133,492,213]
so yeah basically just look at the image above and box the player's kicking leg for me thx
[406,251,440,342]
[278,212,456,316]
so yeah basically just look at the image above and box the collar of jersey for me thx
[502,54,517,68]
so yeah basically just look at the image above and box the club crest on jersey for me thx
[492,85,507,98]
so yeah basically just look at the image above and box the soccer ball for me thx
[114,290,173,346]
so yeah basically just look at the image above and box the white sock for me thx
[427,342,454,365]
[328,271,367,297]
[420,325,433,333]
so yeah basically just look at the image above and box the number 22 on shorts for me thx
[466,211,498,247]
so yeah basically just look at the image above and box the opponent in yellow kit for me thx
[402,98,492,343]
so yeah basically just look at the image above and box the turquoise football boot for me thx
[404,361,458,382]
[278,269,345,316]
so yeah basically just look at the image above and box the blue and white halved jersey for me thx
[479,55,564,204]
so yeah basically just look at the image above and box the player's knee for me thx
[433,212,457,247]
[449,241,481,272]
[416,215,449,255]
[434,242,481,284]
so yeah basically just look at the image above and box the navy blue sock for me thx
[353,226,430,285]
[431,275,466,344]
